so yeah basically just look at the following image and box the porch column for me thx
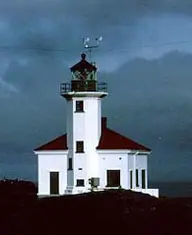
[133,152,138,189]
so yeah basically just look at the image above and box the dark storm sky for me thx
[0,0,192,181]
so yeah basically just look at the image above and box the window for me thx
[130,170,133,189]
[76,141,84,153]
[142,169,146,189]
[136,169,139,187]
[75,101,84,112]
[76,179,84,187]
[68,158,72,170]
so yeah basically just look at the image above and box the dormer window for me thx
[76,101,84,112]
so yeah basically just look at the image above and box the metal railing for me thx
[60,81,107,94]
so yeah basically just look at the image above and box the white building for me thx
[34,53,159,197]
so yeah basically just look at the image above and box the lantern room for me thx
[60,53,107,94]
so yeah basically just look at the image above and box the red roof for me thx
[96,127,150,151]
[70,53,97,73]
[34,134,68,151]
[34,120,150,152]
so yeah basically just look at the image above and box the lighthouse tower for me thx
[60,53,107,194]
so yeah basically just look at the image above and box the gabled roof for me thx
[96,127,150,151]
[34,127,150,152]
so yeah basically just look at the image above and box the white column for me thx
[133,152,139,189]
[146,161,148,189]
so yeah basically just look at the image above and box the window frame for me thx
[68,158,73,170]
[130,170,133,189]
[75,100,84,112]
[76,179,85,187]
[141,169,146,189]
[136,169,139,187]
[76,141,84,153]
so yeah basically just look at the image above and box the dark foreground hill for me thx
[0,179,192,235]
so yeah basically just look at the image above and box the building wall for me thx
[98,152,129,189]
[36,150,158,197]
[66,99,73,151]
[133,188,159,198]
[97,152,148,191]
[68,96,102,149]
[38,152,67,195]
[66,100,74,187]
[84,98,101,178]
[73,153,87,186]
[66,95,103,189]
[128,153,148,189]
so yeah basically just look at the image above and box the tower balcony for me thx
[60,80,107,95]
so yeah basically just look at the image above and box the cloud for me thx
[0,76,19,93]
[0,0,191,70]
[0,0,191,58]
[0,60,19,96]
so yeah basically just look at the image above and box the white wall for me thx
[66,100,73,151]
[98,152,128,189]
[73,153,87,186]
[71,96,102,148]
[84,98,101,178]
[36,149,157,197]
[66,100,74,188]
[37,152,68,195]
[136,154,148,189]
[128,153,148,189]
[133,188,159,198]
[66,94,104,189]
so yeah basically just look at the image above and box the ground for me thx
[0,179,191,234]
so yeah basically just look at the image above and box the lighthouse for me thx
[34,53,159,197]
[60,53,107,193]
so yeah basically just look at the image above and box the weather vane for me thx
[83,36,103,62]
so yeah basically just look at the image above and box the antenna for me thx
[83,36,103,62]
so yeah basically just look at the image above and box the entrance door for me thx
[50,172,59,195]
[107,170,120,187]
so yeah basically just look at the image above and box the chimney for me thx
[101,117,107,130]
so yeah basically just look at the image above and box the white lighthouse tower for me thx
[60,53,108,194]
